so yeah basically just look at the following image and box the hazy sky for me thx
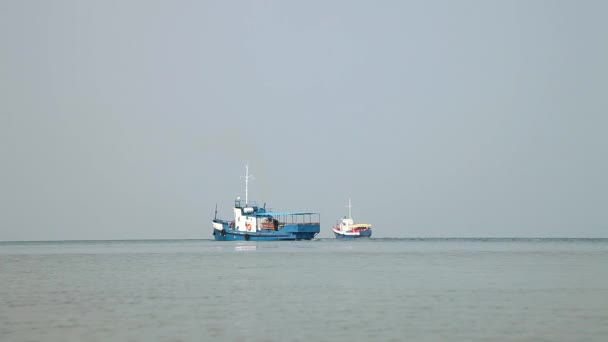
[1,0,607,240]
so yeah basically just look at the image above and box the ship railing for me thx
[234,199,259,208]
[273,213,320,225]
[255,212,320,230]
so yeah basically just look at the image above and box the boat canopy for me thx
[351,223,372,228]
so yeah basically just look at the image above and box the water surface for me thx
[1,239,607,341]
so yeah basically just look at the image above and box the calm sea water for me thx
[1,239,607,342]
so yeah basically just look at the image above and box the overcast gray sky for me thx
[1,0,607,240]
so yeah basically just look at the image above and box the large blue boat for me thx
[212,164,320,241]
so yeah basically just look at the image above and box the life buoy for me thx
[246,223,252,231]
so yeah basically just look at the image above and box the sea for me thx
[1,238,607,342]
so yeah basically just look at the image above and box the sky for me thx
[1,0,607,240]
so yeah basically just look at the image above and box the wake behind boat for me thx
[212,164,320,241]
[332,198,372,238]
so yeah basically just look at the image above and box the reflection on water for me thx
[234,245,257,251]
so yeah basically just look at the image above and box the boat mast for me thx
[241,162,254,206]
[347,198,352,220]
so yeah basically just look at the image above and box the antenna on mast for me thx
[240,162,254,205]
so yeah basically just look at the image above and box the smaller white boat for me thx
[332,198,372,238]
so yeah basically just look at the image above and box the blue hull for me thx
[213,220,319,241]
[334,230,372,238]
[213,229,318,241]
